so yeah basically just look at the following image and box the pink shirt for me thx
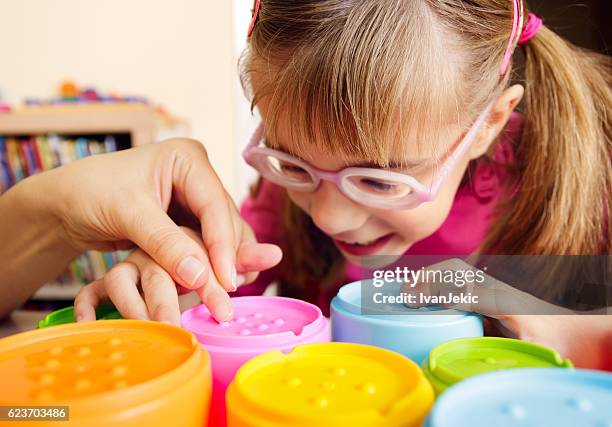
[235,113,522,313]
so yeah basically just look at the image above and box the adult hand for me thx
[4,138,281,320]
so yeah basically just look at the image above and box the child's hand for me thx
[74,227,282,324]
[401,258,612,369]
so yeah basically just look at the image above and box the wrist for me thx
[18,171,80,258]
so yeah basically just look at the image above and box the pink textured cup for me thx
[181,296,330,427]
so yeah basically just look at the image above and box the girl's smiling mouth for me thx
[333,233,395,256]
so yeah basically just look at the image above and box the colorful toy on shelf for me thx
[422,337,573,395]
[81,87,100,102]
[38,304,122,329]
[182,296,331,426]
[0,320,211,427]
[226,342,434,427]
[22,80,150,106]
[59,80,80,101]
[331,280,483,363]
[425,368,612,427]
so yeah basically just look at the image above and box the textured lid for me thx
[334,280,475,321]
[426,368,612,427]
[227,342,434,427]
[182,297,328,349]
[38,305,122,328]
[423,337,573,390]
[0,320,207,406]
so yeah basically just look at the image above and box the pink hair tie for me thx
[518,13,543,45]
[247,0,261,38]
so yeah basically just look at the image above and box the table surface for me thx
[0,310,49,338]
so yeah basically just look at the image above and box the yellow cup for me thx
[226,342,433,427]
[0,320,211,427]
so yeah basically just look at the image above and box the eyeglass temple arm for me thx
[242,123,265,159]
[430,103,494,196]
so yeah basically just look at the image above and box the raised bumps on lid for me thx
[422,337,573,394]
[226,342,434,427]
[425,368,612,427]
[182,296,328,347]
[0,320,202,402]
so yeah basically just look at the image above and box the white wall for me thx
[0,0,251,198]
[233,0,260,201]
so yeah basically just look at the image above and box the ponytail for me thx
[487,25,612,255]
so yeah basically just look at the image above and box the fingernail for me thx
[177,256,206,288]
[236,274,246,287]
[231,266,238,292]
[214,303,233,323]
[75,314,83,322]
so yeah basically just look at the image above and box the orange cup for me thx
[0,320,211,427]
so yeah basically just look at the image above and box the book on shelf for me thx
[0,134,129,300]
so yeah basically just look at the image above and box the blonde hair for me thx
[241,0,612,301]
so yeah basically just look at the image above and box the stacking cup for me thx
[331,280,483,363]
[182,296,330,426]
[0,320,211,427]
[425,368,612,427]
[422,337,573,395]
[226,342,434,427]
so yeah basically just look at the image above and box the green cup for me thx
[422,337,573,395]
[38,305,122,328]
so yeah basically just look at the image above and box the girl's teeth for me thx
[355,238,376,246]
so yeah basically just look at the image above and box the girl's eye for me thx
[352,177,413,197]
[280,163,308,175]
[278,161,311,181]
[359,178,397,193]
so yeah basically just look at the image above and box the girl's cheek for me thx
[286,190,310,213]
[386,196,455,240]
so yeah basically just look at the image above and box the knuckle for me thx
[104,263,132,287]
[150,303,173,320]
[145,227,184,261]
[165,137,209,159]
[74,287,88,302]
[198,280,215,302]
[141,267,170,288]
[206,240,229,258]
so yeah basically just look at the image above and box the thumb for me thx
[121,199,213,291]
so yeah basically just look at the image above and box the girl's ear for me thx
[469,84,524,159]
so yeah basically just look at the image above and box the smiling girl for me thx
[76,0,611,368]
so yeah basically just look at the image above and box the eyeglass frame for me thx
[242,102,493,210]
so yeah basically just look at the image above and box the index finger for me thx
[170,141,238,293]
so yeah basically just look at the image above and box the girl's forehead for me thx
[262,113,460,169]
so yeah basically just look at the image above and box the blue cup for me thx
[331,280,483,363]
[425,368,612,427]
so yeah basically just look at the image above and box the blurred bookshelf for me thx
[0,102,188,306]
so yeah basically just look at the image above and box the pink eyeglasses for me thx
[242,103,493,210]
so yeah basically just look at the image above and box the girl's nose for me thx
[309,181,369,236]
